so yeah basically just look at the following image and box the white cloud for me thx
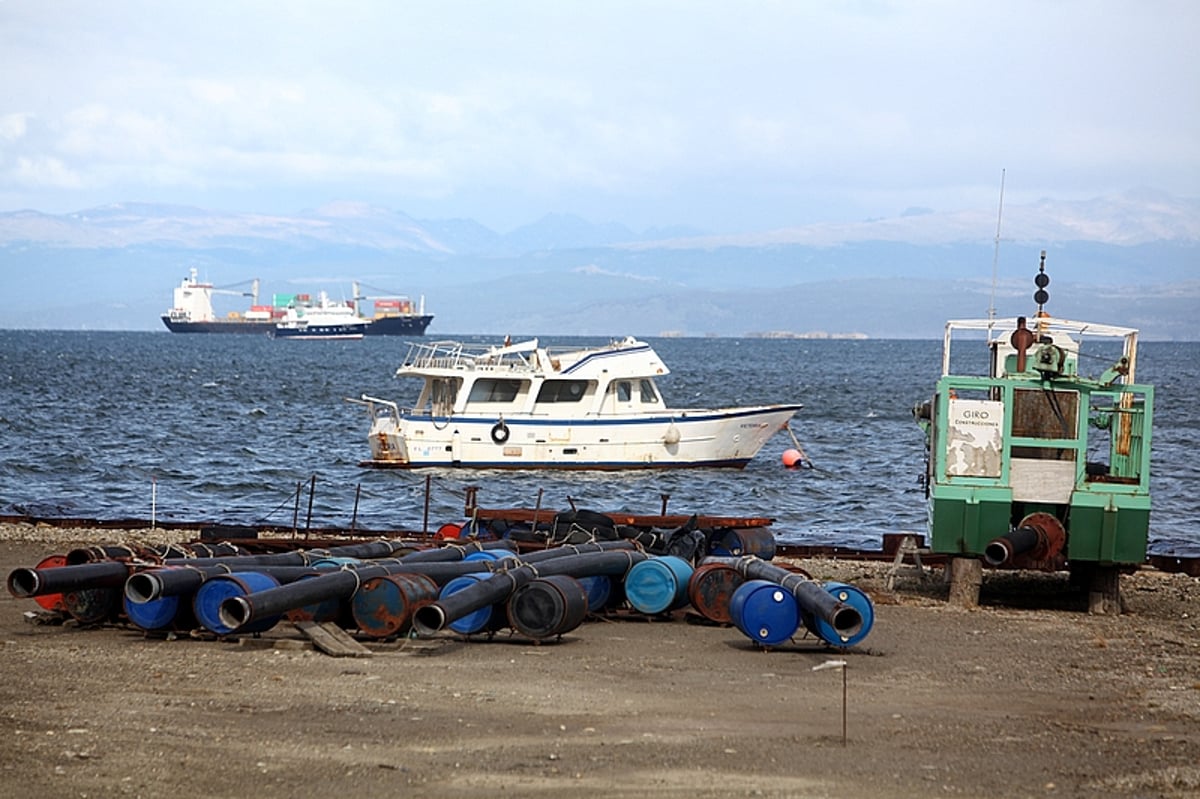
[0,0,1196,230]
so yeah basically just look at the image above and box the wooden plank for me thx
[293,620,372,658]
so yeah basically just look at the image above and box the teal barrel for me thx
[624,556,694,614]
[193,572,281,635]
[351,572,440,639]
[729,579,801,646]
[805,581,875,647]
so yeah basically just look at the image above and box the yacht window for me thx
[430,379,457,415]
[468,378,523,403]
[639,379,659,404]
[537,380,589,403]
[615,381,632,402]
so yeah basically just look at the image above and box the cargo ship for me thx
[160,269,433,336]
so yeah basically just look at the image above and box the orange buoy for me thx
[782,448,803,468]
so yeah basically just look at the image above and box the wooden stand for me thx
[1077,563,1124,615]
[946,557,982,608]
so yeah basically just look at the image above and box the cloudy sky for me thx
[1,1,1196,234]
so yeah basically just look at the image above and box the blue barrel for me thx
[123,591,186,631]
[806,581,875,647]
[193,572,281,635]
[624,556,694,614]
[575,574,613,612]
[507,575,589,640]
[438,573,499,634]
[729,579,801,646]
[352,573,439,639]
[709,527,776,559]
[462,549,507,563]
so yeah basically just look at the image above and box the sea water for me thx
[0,331,1196,557]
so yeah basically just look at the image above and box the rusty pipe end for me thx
[218,596,253,632]
[984,539,1014,567]
[412,603,446,636]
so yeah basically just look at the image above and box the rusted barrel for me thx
[709,527,776,560]
[729,579,801,646]
[64,586,122,624]
[506,575,589,640]
[351,573,440,638]
[687,560,746,624]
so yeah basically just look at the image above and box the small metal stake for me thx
[813,658,848,746]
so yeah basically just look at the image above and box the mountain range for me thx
[0,189,1197,339]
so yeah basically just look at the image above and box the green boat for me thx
[914,252,1153,611]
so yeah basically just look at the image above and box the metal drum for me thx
[507,575,589,640]
[709,527,776,560]
[687,561,746,624]
[805,581,875,647]
[351,572,439,639]
[729,579,801,646]
[624,555,694,614]
[193,572,281,635]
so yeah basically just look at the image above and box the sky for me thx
[1,1,1197,235]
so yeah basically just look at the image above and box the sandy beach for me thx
[1,521,1198,799]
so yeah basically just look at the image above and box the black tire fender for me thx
[490,421,510,444]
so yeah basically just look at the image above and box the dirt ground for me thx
[1,523,1198,799]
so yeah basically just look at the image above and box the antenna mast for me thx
[987,168,1006,320]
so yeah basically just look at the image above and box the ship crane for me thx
[352,281,426,316]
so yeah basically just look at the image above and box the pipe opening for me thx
[6,569,38,598]
[124,573,159,604]
[983,541,1012,567]
[830,605,863,638]
[412,604,446,636]
[217,596,252,632]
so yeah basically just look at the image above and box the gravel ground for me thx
[1,521,1198,799]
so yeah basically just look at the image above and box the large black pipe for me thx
[704,556,864,640]
[412,549,648,635]
[214,555,501,632]
[12,537,480,601]
[984,526,1042,567]
[124,564,345,604]
[7,561,130,598]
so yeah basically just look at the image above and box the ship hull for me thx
[161,314,434,336]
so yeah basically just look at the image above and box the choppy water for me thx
[0,331,1195,556]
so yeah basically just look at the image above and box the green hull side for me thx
[928,487,1012,555]
[1067,495,1151,565]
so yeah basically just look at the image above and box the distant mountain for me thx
[0,190,1197,338]
[2,190,1196,252]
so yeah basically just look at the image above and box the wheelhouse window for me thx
[468,378,524,404]
[536,379,590,403]
[428,378,458,416]
[639,379,659,404]
[615,381,632,402]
